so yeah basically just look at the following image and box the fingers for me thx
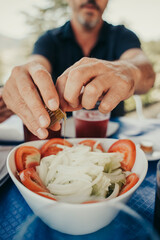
[3,81,48,139]
[82,76,109,109]
[28,63,59,110]
[56,73,69,111]
[16,71,51,129]
[57,61,102,109]
[56,72,82,112]
[98,88,125,114]
[49,122,61,131]
[2,63,60,139]
[57,58,136,113]
[18,104,49,139]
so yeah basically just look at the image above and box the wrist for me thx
[116,59,141,93]
[129,63,141,92]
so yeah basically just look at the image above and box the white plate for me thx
[139,143,160,161]
[61,117,119,138]
[0,115,24,142]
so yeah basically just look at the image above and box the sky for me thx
[0,0,160,41]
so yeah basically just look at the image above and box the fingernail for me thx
[48,99,58,110]
[39,115,49,127]
[37,128,47,139]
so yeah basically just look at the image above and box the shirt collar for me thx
[62,21,108,43]
[98,21,109,43]
[62,21,75,39]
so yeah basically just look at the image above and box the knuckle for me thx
[85,84,97,96]
[56,76,61,83]
[56,75,65,85]
[15,100,25,110]
[95,61,105,70]
[118,81,132,96]
[31,105,45,118]
[22,114,40,133]
[25,122,39,136]
[80,57,89,63]
[11,66,22,75]
[34,69,50,80]
[20,84,35,95]
[99,102,110,113]
[30,104,40,114]
[64,94,73,103]
[29,119,39,130]
[69,68,81,79]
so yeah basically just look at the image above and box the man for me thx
[2,0,155,139]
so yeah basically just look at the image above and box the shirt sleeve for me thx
[115,25,141,59]
[32,31,54,64]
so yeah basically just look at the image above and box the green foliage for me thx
[22,0,69,56]
[22,0,69,40]
[142,40,160,73]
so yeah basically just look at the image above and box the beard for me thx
[76,0,101,30]
[77,14,100,30]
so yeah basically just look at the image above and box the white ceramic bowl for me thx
[7,138,148,235]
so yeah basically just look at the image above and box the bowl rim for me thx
[7,138,148,208]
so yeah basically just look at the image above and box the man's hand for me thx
[57,49,155,114]
[2,59,60,139]
[56,57,140,113]
[0,87,13,123]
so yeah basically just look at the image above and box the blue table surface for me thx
[0,118,159,240]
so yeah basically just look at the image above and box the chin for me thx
[78,14,100,29]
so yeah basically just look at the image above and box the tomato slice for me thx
[78,140,104,152]
[36,192,57,201]
[42,146,63,157]
[15,146,41,172]
[108,139,136,171]
[40,138,73,157]
[119,173,139,196]
[19,168,49,192]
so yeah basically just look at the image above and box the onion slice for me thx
[106,183,120,200]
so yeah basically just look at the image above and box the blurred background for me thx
[0,0,160,117]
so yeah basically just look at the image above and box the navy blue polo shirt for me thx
[32,21,141,117]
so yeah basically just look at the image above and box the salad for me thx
[15,139,139,204]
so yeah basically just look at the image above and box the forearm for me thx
[120,48,155,94]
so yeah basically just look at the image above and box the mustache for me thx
[80,0,100,11]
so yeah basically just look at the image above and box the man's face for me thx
[68,0,109,29]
